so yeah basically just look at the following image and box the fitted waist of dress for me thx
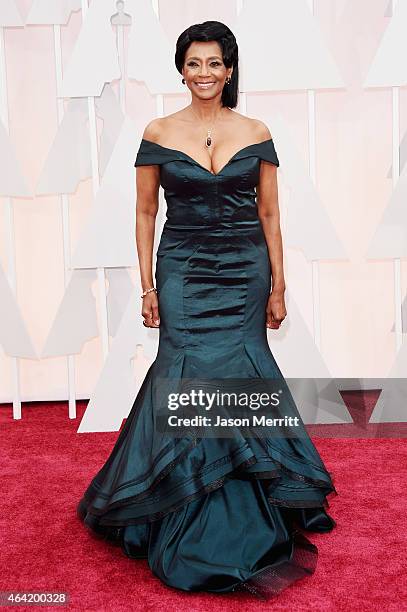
[163,220,262,233]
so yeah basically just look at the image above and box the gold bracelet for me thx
[141,287,157,299]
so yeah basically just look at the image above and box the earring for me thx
[182,78,185,84]
[226,76,231,85]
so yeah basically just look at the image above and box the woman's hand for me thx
[142,291,160,327]
[266,290,286,329]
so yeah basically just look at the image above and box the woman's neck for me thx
[188,99,226,123]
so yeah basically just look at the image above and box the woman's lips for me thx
[195,82,215,89]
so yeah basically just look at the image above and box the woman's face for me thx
[182,41,232,99]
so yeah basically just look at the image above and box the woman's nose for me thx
[199,66,210,76]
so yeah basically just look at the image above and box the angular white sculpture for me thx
[233,0,344,92]
[0,263,36,359]
[0,119,30,197]
[35,98,91,196]
[268,289,353,424]
[77,285,158,432]
[0,0,24,25]
[127,0,184,94]
[71,116,139,268]
[270,115,346,260]
[41,269,98,358]
[367,160,407,259]
[26,0,81,25]
[106,267,135,337]
[369,339,407,423]
[364,0,407,88]
[94,84,125,176]
[60,0,120,97]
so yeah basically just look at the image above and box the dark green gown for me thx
[77,137,336,599]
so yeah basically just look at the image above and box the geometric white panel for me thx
[391,293,407,334]
[106,267,135,337]
[95,84,125,177]
[287,377,353,426]
[0,262,36,358]
[268,289,353,424]
[387,129,407,178]
[0,119,30,197]
[0,1,24,25]
[271,116,346,260]
[365,0,407,88]
[41,269,98,358]
[127,0,183,95]
[77,285,158,432]
[26,0,81,25]
[59,0,121,97]
[71,116,139,268]
[366,159,407,259]
[384,0,393,18]
[233,0,344,92]
[369,338,407,422]
[35,98,91,196]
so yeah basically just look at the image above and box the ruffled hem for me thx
[78,455,257,526]
[78,439,336,525]
[234,531,318,599]
[77,472,335,599]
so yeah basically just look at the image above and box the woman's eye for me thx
[187,61,222,68]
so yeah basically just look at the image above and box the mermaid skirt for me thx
[77,224,336,598]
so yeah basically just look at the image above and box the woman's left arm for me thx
[255,123,287,329]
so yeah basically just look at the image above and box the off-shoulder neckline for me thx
[139,137,275,177]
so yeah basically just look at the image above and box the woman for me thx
[77,20,336,599]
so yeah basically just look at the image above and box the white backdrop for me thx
[0,0,406,428]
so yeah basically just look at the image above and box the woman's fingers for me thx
[267,314,281,329]
[266,309,280,328]
[152,304,160,326]
[266,296,286,329]
[142,294,160,327]
[266,312,275,328]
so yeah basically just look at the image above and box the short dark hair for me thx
[175,21,239,109]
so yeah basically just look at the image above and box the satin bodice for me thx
[134,138,280,228]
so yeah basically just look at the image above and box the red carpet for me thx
[1,400,406,611]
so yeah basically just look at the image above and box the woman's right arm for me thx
[135,121,162,328]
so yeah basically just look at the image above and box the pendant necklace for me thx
[205,127,213,148]
[189,106,223,148]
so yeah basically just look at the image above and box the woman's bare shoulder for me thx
[248,117,272,140]
[142,118,165,143]
[142,112,186,143]
[228,112,272,140]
